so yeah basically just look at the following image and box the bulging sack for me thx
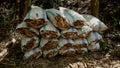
[82,14,108,32]
[40,20,60,38]
[87,32,102,44]
[77,25,92,38]
[21,37,39,52]
[88,42,100,51]
[59,48,76,56]
[75,48,88,54]
[61,27,78,39]
[24,47,42,59]
[46,9,70,30]
[24,5,47,28]
[40,38,58,50]
[57,38,74,51]
[59,7,87,28]
[73,38,88,53]
[43,48,58,58]
[16,22,39,36]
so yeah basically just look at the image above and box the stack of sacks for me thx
[39,16,60,58]
[58,7,92,54]
[82,14,108,51]
[39,19,60,58]
[59,7,108,51]
[16,5,47,59]
[46,9,77,56]
[16,6,108,59]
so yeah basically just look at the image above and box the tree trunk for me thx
[91,0,99,17]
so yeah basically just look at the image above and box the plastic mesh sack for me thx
[43,48,58,58]
[46,9,70,30]
[21,37,39,52]
[87,32,102,44]
[24,47,42,59]
[40,38,58,50]
[73,38,88,53]
[77,25,92,38]
[16,22,39,36]
[82,14,108,32]
[57,38,74,51]
[59,48,76,56]
[59,7,87,28]
[24,5,47,28]
[40,20,60,38]
[61,27,78,39]
[88,42,100,51]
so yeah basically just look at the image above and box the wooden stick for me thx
[0,49,8,61]
[91,0,99,17]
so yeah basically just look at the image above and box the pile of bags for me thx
[16,6,108,59]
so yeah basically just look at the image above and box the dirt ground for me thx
[0,50,120,68]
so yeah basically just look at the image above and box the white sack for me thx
[61,27,78,39]
[40,38,58,50]
[59,7,87,28]
[24,5,47,28]
[40,20,60,38]
[59,48,76,56]
[21,37,39,52]
[57,38,74,50]
[82,14,108,31]
[43,48,58,58]
[88,42,100,51]
[24,47,42,59]
[46,9,70,30]
[16,22,39,36]
[87,32,102,44]
[77,25,92,38]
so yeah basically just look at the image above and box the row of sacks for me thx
[16,6,108,38]
[21,31,102,59]
[16,21,94,39]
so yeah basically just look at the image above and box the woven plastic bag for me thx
[88,42,100,51]
[24,5,47,28]
[82,14,108,32]
[24,47,42,59]
[43,48,58,58]
[40,38,58,50]
[57,38,75,56]
[73,38,88,53]
[21,37,39,52]
[87,32,102,44]
[59,48,76,56]
[46,9,70,30]
[16,22,39,36]
[40,20,60,38]
[59,7,87,28]
[61,27,78,39]
[77,25,92,38]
